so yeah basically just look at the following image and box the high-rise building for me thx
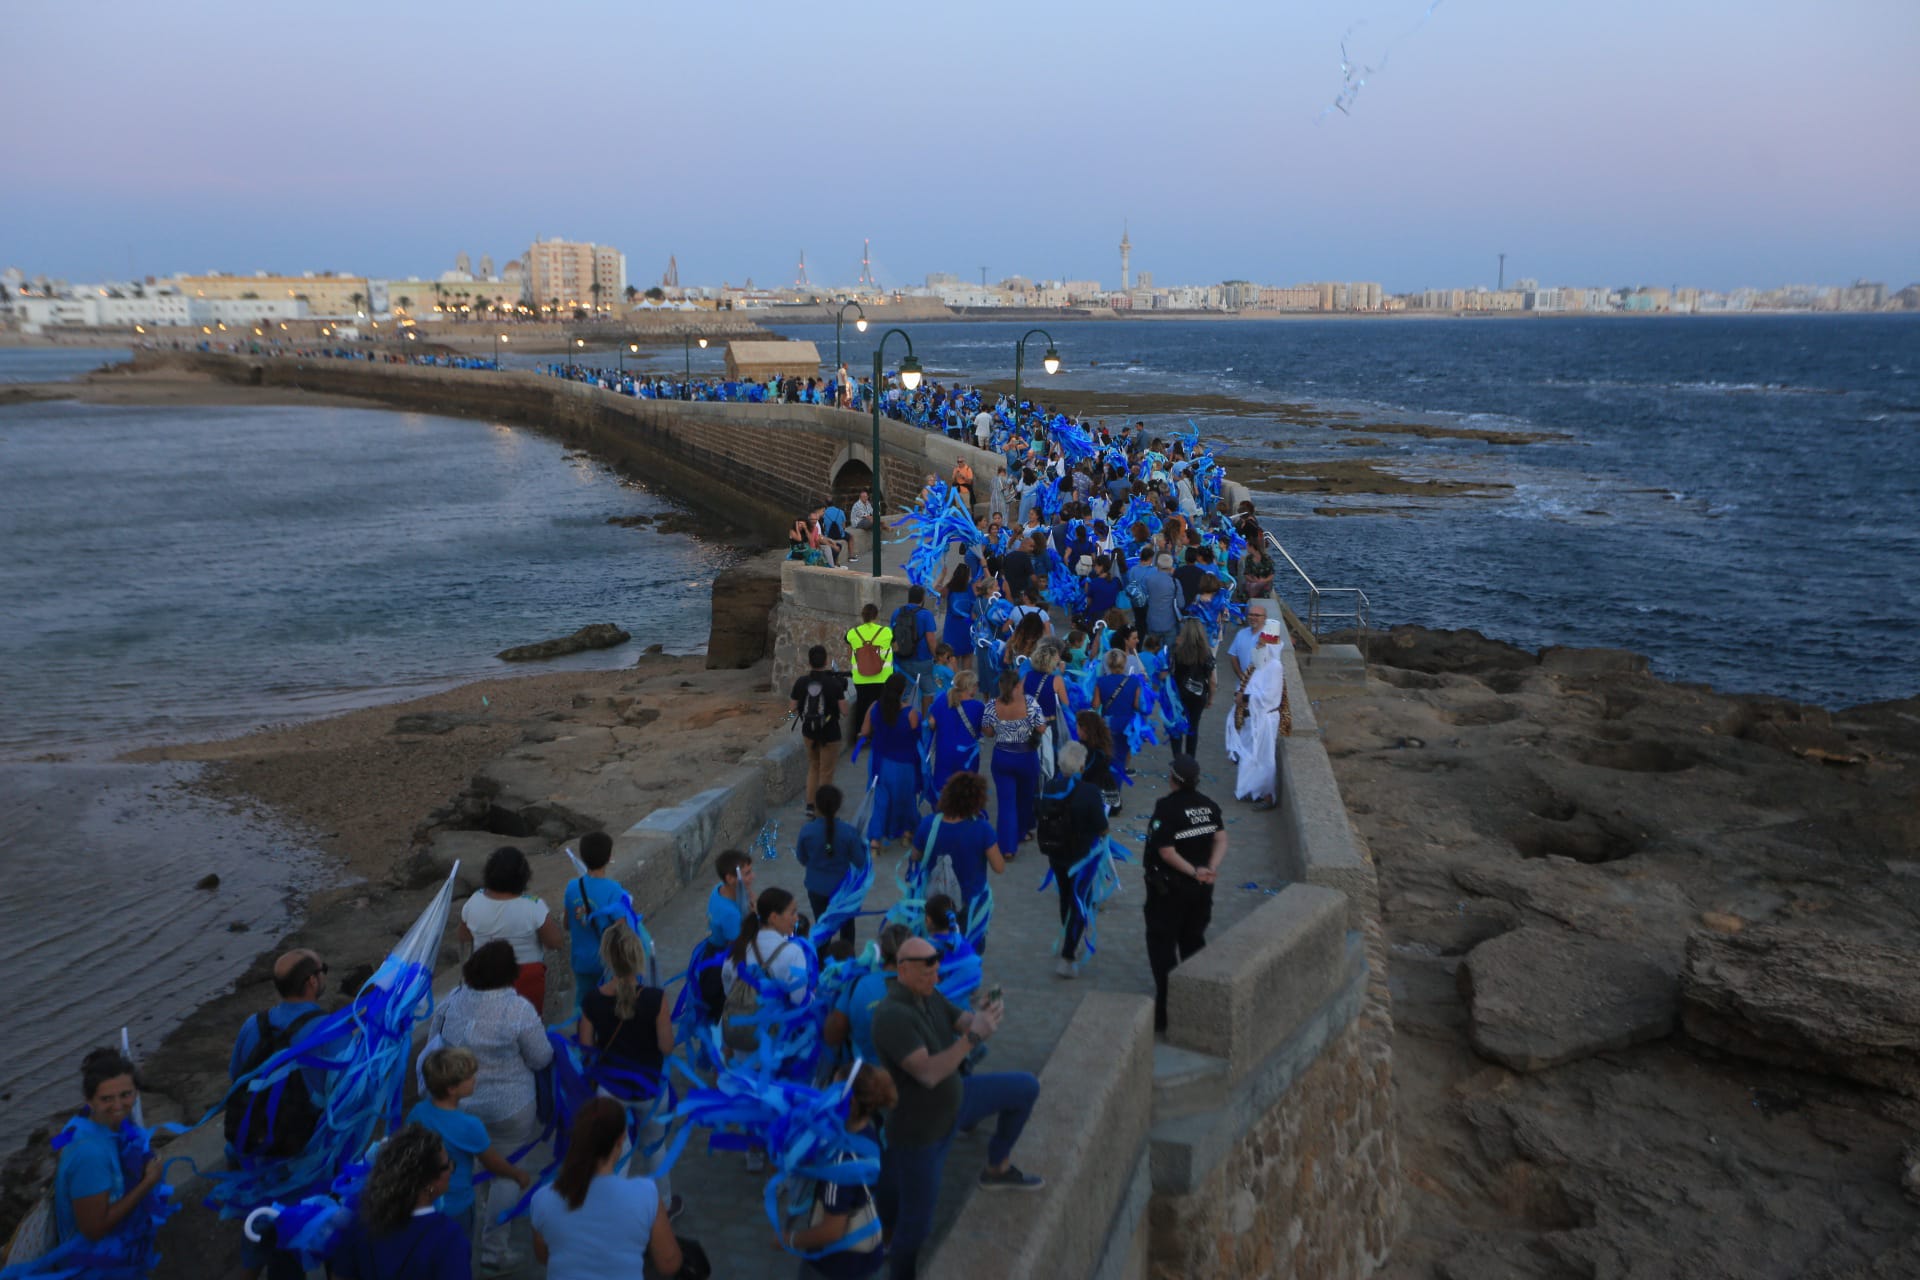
[1119,222,1132,291]
[526,238,627,315]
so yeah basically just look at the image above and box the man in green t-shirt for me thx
[844,601,894,743]
[872,938,1043,1278]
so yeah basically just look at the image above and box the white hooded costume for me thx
[1224,621,1287,801]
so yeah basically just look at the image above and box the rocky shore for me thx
[1319,627,1920,1277]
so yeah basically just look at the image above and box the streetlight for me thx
[682,334,708,395]
[832,300,867,372]
[868,328,922,577]
[494,332,509,367]
[573,337,586,370]
[619,342,637,377]
[1012,328,1062,432]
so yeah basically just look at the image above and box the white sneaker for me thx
[1055,958,1078,979]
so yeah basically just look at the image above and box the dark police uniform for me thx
[1142,786,1225,1031]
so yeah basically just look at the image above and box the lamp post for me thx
[619,342,637,377]
[868,328,923,577]
[831,300,867,372]
[682,334,708,397]
[573,337,585,371]
[494,332,509,367]
[1012,327,1062,434]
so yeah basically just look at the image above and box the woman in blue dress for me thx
[979,670,1048,854]
[1021,642,1072,774]
[856,673,923,855]
[928,670,985,799]
[940,562,975,671]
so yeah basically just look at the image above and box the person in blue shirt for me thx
[329,1124,472,1280]
[928,670,985,800]
[562,831,627,994]
[822,502,848,542]
[407,1047,532,1239]
[857,673,923,855]
[939,563,975,669]
[843,925,910,1065]
[890,586,940,702]
[911,773,1006,945]
[1096,649,1146,774]
[53,1047,162,1250]
[795,784,869,946]
[705,851,754,950]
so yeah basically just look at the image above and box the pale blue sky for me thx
[3,0,1915,291]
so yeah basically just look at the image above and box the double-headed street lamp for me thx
[1012,328,1062,435]
[682,334,709,396]
[868,328,923,577]
[832,300,867,372]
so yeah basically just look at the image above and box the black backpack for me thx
[892,606,921,660]
[224,1008,324,1157]
[1036,782,1076,860]
[799,676,832,738]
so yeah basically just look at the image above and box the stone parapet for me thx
[769,561,917,695]
[924,993,1157,1280]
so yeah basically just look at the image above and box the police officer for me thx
[1142,754,1227,1033]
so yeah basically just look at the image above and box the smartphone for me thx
[987,984,1004,1005]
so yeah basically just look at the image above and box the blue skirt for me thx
[869,756,921,843]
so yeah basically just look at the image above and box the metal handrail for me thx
[1263,531,1372,639]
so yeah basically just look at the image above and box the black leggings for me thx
[1175,693,1208,757]
[1052,861,1088,961]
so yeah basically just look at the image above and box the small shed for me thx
[724,339,821,380]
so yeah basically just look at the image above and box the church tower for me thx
[1119,222,1132,291]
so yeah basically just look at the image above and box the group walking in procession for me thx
[6,373,1294,1280]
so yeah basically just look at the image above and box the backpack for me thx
[224,1008,325,1157]
[1036,783,1077,859]
[722,936,793,1053]
[891,606,922,660]
[799,676,832,738]
[851,625,887,679]
[1125,577,1147,608]
[921,818,962,907]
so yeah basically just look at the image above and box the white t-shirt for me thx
[462,893,550,963]
[974,411,993,444]
[722,929,809,1007]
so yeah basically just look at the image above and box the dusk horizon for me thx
[4,0,1916,292]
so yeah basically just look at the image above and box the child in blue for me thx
[1096,648,1145,774]
[407,1047,531,1239]
[794,783,869,946]
[563,831,627,992]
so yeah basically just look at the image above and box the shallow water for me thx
[0,385,738,1135]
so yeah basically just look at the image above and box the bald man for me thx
[872,938,1043,1279]
[230,949,334,1278]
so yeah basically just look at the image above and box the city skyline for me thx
[4,0,1917,290]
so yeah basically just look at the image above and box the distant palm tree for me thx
[590,281,604,314]
[397,295,413,314]
[348,291,365,316]
[624,284,638,307]
[645,286,666,302]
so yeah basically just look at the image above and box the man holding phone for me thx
[873,937,1044,1279]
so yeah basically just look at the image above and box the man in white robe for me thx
[1224,620,1288,809]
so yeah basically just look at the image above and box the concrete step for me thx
[1301,642,1366,689]
[1150,1040,1231,1119]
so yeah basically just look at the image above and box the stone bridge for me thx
[136,351,1001,539]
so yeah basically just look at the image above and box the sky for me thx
[3,0,1916,293]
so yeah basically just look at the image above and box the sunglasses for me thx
[899,955,942,968]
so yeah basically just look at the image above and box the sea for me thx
[1,314,1914,1137]
[0,356,740,1137]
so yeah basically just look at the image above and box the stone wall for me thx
[137,352,1003,544]
[769,561,918,694]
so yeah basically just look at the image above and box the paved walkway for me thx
[498,628,1293,1278]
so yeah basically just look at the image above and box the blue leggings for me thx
[990,747,1039,852]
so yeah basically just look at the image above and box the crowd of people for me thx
[21,356,1301,1280]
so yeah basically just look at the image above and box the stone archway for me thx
[829,451,873,507]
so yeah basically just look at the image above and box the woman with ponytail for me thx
[530,1098,682,1280]
[720,887,809,1009]
[795,784,868,947]
[577,922,679,1215]
[785,1064,897,1278]
[329,1124,468,1279]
